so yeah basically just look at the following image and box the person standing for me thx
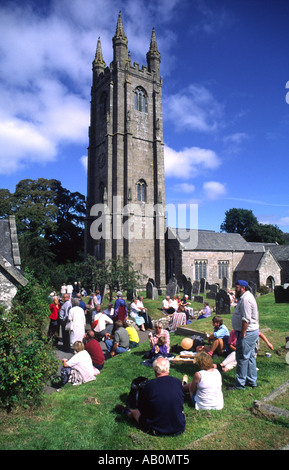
[68,298,86,345]
[59,293,72,352]
[229,280,259,390]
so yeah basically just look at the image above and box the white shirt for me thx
[195,369,224,410]
[162,299,169,309]
[92,312,113,332]
[232,290,259,332]
[67,350,95,377]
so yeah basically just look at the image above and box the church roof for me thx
[167,227,253,252]
[235,252,264,272]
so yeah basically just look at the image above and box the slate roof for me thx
[269,245,289,262]
[235,252,264,272]
[167,227,253,252]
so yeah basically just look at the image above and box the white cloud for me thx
[164,84,224,133]
[164,145,221,179]
[0,0,185,176]
[173,183,196,194]
[80,155,88,172]
[203,181,226,200]
[0,118,56,174]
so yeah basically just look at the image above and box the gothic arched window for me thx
[136,179,147,202]
[134,87,147,113]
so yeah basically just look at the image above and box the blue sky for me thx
[1,0,289,233]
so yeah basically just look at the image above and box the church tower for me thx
[85,12,166,288]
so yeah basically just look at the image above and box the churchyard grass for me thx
[0,293,288,450]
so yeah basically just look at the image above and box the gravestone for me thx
[192,280,200,295]
[184,277,193,300]
[127,288,136,301]
[216,289,231,315]
[274,285,289,303]
[200,278,206,294]
[194,295,204,303]
[206,291,216,300]
[181,274,188,290]
[249,281,257,298]
[210,284,219,294]
[166,274,178,298]
[222,277,229,291]
[146,280,158,300]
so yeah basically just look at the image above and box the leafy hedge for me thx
[0,270,58,411]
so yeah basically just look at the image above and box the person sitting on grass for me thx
[148,321,170,353]
[196,315,229,357]
[115,356,186,436]
[60,341,98,386]
[104,320,130,357]
[147,335,168,359]
[197,302,211,320]
[219,330,274,372]
[182,351,224,410]
[123,321,140,349]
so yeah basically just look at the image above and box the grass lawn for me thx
[0,293,288,451]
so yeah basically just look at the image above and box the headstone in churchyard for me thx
[210,284,219,294]
[200,278,206,294]
[222,277,229,291]
[248,281,257,298]
[127,288,136,301]
[184,277,193,300]
[146,280,159,300]
[274,285,289,303]
[192,280,200,295]
[194,295,204,303]
[166,274,178,298]
[206,291,216,300]
[216,289,231,315]
[181,274,187,290]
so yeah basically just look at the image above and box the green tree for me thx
[0,178,86,280]
[246,223,285,244]
[220,208,285,244]
[83,255,143,300]
[220,208,258,238]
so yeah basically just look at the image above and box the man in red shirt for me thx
[83,330,105,371]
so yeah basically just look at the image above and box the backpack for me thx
[191,335,205,351]
[126,376,148,409]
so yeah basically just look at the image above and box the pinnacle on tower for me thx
[146,27,161,74]
[93,37,106,76]
[114,11,127,41]
[94,37,106,65]
[112,11,128,64]
[148,27,160,58]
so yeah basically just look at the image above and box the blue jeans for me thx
[235,329,259,389]
[105,339,129,355]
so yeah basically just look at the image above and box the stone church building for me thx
[85,12,166,288]
[85,13,282,292]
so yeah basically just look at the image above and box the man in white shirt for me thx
[162,296,175,315]
[229,280,259,390]
[92,307,114,341]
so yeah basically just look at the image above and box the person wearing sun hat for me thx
[229,280,259,390]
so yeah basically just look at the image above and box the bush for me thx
[0,269,59,411]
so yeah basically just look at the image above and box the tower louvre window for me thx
[134,87,147,112]
[136,179,147,202]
